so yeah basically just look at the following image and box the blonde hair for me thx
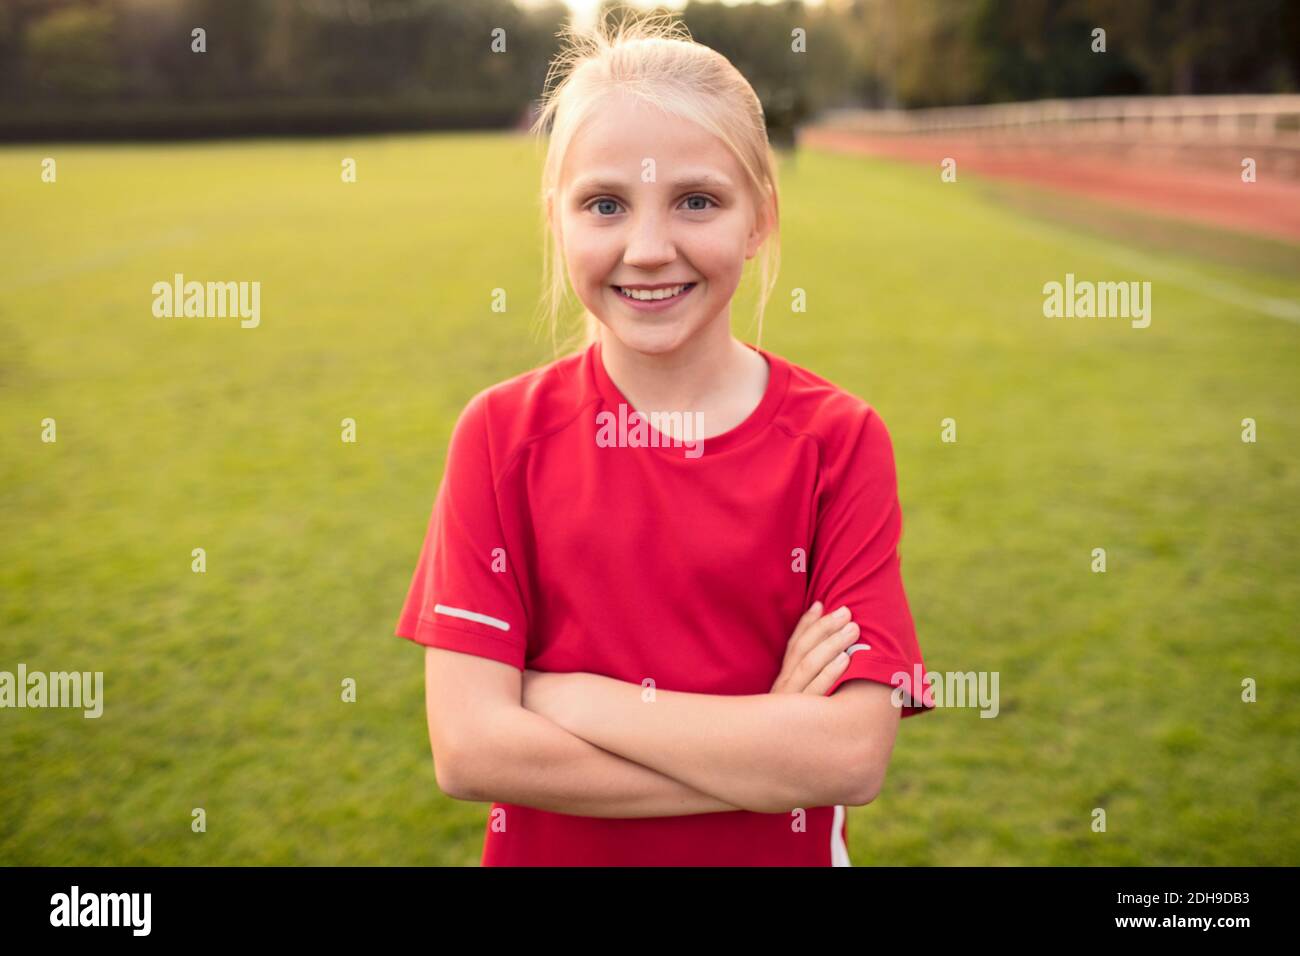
[530,8,782,360]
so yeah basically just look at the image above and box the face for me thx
[549,92,773,356]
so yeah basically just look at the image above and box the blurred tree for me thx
[185,0,277,97]
[828,0,1296,108]
[1,0,1295,136]
[970,0,1143,103]
[1,0,100,102]
[25,1,123,99]
[1088,0,1298,95]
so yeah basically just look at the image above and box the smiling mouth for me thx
[613,283,697,302]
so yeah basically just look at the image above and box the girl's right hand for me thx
[769,601,868,695]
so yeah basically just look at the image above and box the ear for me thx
[744,191,775,260]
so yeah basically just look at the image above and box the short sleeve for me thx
[808,408,935,717]
[394,390,530,670]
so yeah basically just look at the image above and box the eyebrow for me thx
[569,171,735,195]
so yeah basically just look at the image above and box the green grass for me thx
[1,133,1297,865]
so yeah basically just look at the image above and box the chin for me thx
[603,315,696,355]
[601,295,721,351]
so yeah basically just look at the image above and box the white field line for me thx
[1012,218,1300,324]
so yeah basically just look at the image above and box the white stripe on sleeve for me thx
[433,603,511,632]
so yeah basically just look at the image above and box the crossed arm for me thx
[428,647,902,818]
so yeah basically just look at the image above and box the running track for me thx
[800,127,1300,244]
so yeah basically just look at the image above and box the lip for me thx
[611,282,698,312]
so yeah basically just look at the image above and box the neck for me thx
[597,321,757,414]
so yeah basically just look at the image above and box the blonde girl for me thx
[396,10,933,866]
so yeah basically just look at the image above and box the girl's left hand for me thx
[770,601,868,695]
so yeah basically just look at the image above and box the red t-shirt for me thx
[395,339,934,865]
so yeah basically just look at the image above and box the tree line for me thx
[1,0,1294,139]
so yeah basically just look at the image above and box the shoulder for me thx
[770,351,896,466]
[451,347,596,477]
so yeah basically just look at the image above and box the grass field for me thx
[1,132,1297,865]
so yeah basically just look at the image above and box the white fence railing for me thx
[819,95,1300,147]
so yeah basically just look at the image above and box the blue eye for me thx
[682,194,717,211]
[586,194,719,217]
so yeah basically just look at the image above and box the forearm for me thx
[531,674,854,814]
[450,703,747,818]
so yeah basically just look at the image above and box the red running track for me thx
[800,127,1300,244]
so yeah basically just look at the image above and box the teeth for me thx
[619,284,691,301]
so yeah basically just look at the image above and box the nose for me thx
[622,208,677,271]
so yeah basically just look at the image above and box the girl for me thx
[396,11,934,866]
